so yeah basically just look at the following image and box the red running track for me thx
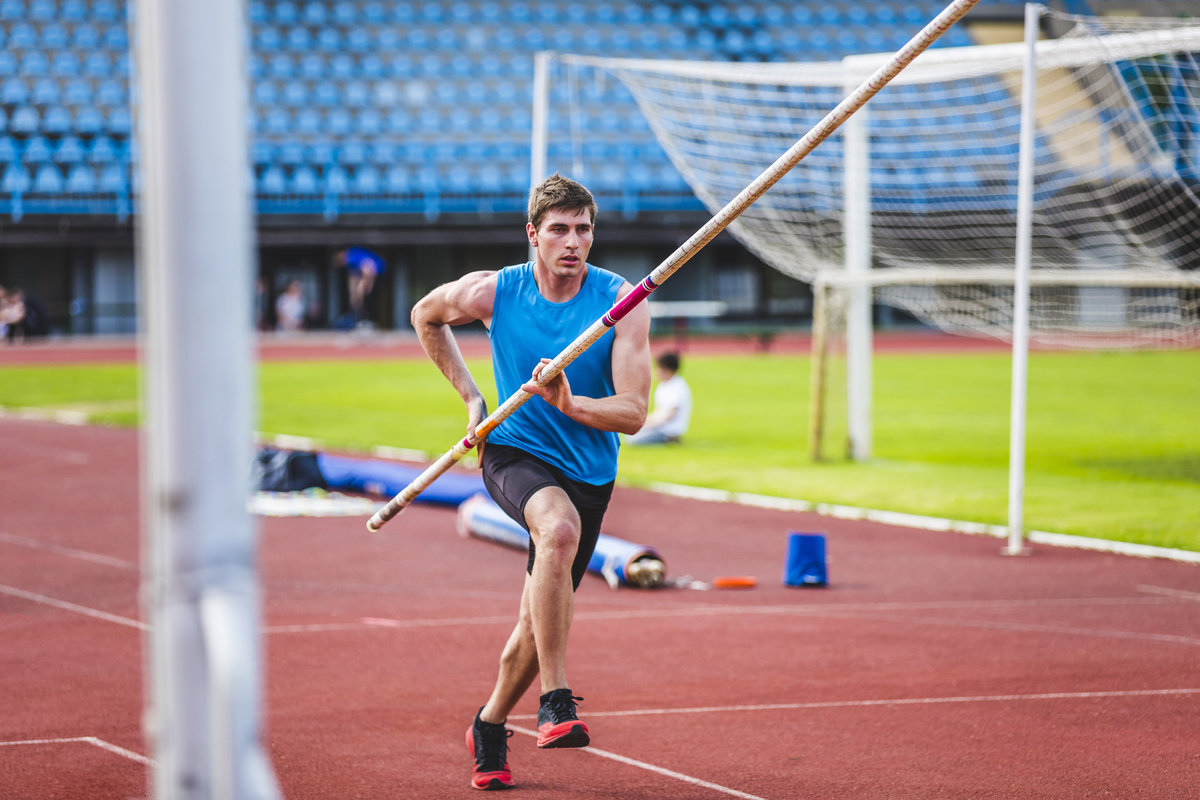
[1,417,1199,799]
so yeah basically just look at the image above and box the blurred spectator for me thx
[0,285,23,342]
[332,247,385,328]
[275,280,306,333]
[626,351,692,445]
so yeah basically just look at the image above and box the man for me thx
[626,351,692,445]
[409,174,651,791]
[332,246,385,325]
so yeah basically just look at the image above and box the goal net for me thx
[556,10,1200,352]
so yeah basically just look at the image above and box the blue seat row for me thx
[1,20,128,49]
[0,0,122,23]
[1,75,126,106]
[0,133,128,164]
[2,160,128,194]
[0,48,128,77]
[2,104,130,135]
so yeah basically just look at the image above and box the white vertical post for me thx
[136,0,281,797]
[1005,3,1039,557]
[843,83,872,462]
[530,51,553,263]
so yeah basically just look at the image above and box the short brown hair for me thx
[528,173,597,231]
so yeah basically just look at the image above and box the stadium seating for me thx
[11,0,1188,220]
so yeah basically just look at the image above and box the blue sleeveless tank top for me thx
[487,262,625,485]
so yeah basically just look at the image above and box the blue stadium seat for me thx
[354,108,383,137]
[92,0,120,23]
[258,165,286,194]
[332,1,356,26]
[313,81,338,106]
[324,108,352,136]
[61,0,87,19]
[252,80,278,107]
[106,107,132,135]
[31,77,61,105]
[87,135,118,164]
[302,0,328,27]
[84,51,112,78]
[10,106,39,134]
[276,141,304,166]
[2,163,31,193]
[368,140,397,165]
[247,1,268,24]
[103,24,128,50]
[63,77,92,106]
[0,0,24,20]
[250,140,275,166]
[294,107,320,136]
[289,165,318,194]
[324,165,349,194]
[298,53,324,80]
[28,0,55,19]
[281,80,307,106]
[42,106,73,135]
[345,28,371,53]
[9,22,37,49]
[0,51,17,77]
[42,23,70,50]
[360,54,385,81]
[274,0,298,25]
[65,163,97,193]
[286,26,311,51]
[0,135,17,163]
[20,51,50,77]
[49,50,79,77]
[1,77,29,105]
[267,53,295,80]
[74,106,104,135]
[362,1,386,24]
[72,22,100,49]
[337,140,366,167]
[329,54,354,80]
[262,107,291,136]
[343,81,370,107]
[32,163,64,193]
[256,26,283,51]
[307,140,334,166]
[384,164,412,193]
[316,28,341,52]
[97,163,128,194]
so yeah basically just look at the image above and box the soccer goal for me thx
[541,7,1200,464]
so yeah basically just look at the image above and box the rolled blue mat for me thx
[316,454,487,507]
[456,494,666,588]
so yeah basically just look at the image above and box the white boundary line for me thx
[507,724,770,800]
[650,482,1200,565]
[508,688,1200,721]
[0,736,152,765]
[0,583,145,630]
[0,531,137,570]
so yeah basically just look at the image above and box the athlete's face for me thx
[528,208,593,279]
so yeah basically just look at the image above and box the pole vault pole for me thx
[368,0,983,532]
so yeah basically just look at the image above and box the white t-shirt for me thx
[654,374,692,438]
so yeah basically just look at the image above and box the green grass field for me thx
[2,348,1197,551]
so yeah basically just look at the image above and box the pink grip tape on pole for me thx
[367,0,982,532]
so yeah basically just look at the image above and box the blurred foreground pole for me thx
[135,0,282,798]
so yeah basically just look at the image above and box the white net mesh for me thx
[561,10,1200,348]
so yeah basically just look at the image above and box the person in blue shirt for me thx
[332,246,385,325]
[409,174,652,791]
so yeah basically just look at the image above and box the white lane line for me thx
[507,724,770,800]
[509,688,1200,721]
[0,736,152,765]
[0,583,145,630]
[0,531,136,570]
[1138,584,1200,602]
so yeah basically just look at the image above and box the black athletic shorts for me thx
[481,442,614,591]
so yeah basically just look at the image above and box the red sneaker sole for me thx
[536,721,590,749]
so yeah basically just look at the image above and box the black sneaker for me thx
[466,708,514,790]
[536,689,590,749]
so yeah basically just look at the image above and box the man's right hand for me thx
[467,394,488,467]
